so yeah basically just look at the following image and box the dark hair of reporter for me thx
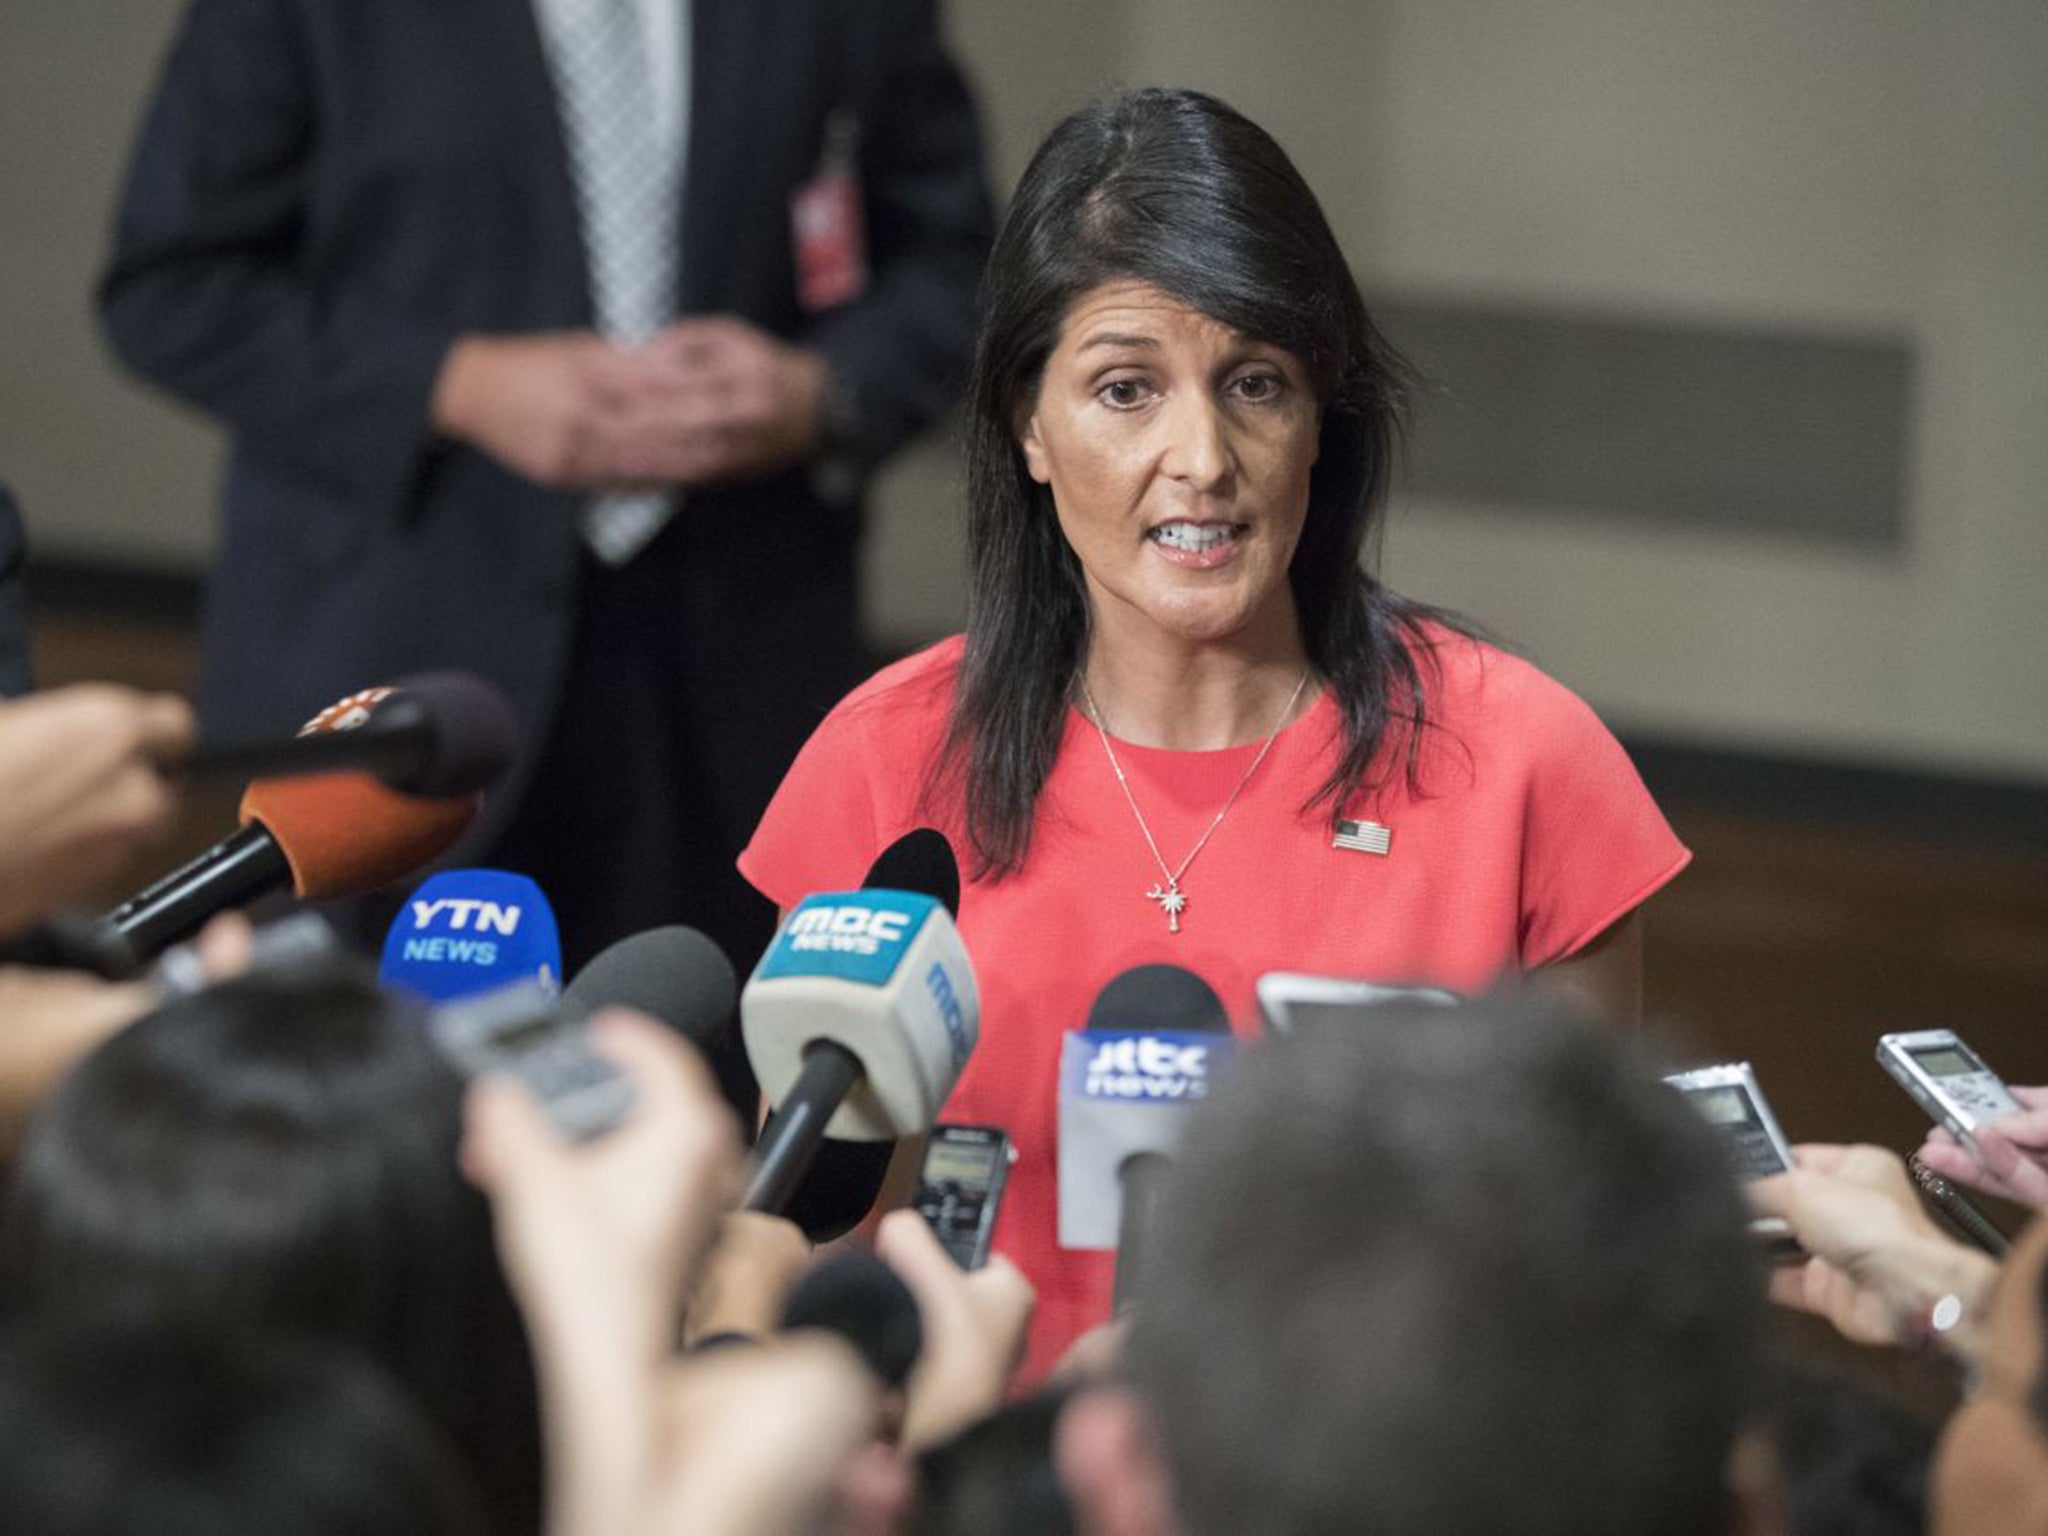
[1771,1367,1930,1536]
[1124,995,1766,1536]
[908,1388,1078,1536]
[939,86,1459,877]
[0,1316,484,1536]
[0,961,541,1536]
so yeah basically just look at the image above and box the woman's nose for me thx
[1159,391,1235,492]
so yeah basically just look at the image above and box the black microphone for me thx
[1074,964,1231,1313]
[742,829,977,1232]
[779,1251,924,1390]
[173,672,518,796]
[563,926,738,1060]
[103,681,488,959]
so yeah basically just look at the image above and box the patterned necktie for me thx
[540,0,683,564]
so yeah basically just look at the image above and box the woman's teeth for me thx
[1150,522,1241,552]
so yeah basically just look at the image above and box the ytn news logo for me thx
[399,898,524,966]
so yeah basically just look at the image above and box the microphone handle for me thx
[1908,1153,2011,1258]
[1113,1151,1172,1314]
[744,1041,866,1215]
[104,822,295,958]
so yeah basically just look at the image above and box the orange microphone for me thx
[104,680,510,959]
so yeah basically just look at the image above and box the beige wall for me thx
[3,2,2043,780]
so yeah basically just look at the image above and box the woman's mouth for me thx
[1149,520,1247,568]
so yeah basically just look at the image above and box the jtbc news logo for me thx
[399,897,523,966]
[1082,1031,1230,1102]
[784,903,917,959]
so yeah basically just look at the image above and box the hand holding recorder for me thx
[1749,1143,1999,1357]
[1916,1095,2048,1212]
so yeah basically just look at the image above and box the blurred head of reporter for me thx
[0,1315,483,1536]
[1063,996,1773,1536]
[0,960,541,1535]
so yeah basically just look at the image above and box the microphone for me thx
[174,673,519,796]
[779,1251,925,1390]
[1055,964,1237,1311]
[741,829,979,1223]
[562,925,738,1061]
[380,870,562,1003]
[777,826,964,1241]
[103,682,484,959]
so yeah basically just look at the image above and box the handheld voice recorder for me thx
[1666,1061,1804,1263]
[911,1123,1014,1270]
[1665,1061,1797,1181]
[431,980,634,1142]
[1877,1029,2021,1156]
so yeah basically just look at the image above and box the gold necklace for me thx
[1078,670,1311,934]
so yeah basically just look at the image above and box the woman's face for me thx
[1017,280,1320,657]
[1932,1219,2048,1535]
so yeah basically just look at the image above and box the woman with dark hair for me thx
[0,962,542,1535]
[741,87,1688,1376]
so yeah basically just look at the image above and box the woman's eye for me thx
[1232,371,1284,403]
[1097,377,1151,409]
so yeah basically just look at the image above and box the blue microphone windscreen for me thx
[380,868,561,1002]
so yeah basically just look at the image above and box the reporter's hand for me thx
[1917,1089,2048,1211]
[430,332,671,490]
[0,685,191,934]
[685,1211,812,1344]
[0,965,158,1155]
[874,1208,1035,1452]
[651,1336,878,1536]
[462,1007,742,1361]
[625,317,826,484]
[1749,1143,1995,1351]
[461,1008,742,1536]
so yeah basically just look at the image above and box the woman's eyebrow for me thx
[1075,331,1159,354]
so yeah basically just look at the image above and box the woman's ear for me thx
[1015,401,1052,486]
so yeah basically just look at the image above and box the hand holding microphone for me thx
[103,673,517,959]
[0,684,193,936]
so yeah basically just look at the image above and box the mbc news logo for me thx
[785,903,915,959]
[399,897,523,966]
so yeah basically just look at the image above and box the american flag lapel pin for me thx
[1332,818,1392,856]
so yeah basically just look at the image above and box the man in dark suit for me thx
[100,0,992,983]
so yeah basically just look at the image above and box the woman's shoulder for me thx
[830,634,965,724]
[1403,618,1620,753]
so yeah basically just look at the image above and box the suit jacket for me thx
[101,0,991,834]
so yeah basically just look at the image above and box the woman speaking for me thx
[741,88,1688,1376]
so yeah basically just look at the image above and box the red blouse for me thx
[741,627,1689,1381]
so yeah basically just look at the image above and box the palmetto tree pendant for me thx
[1147,880,1187,934]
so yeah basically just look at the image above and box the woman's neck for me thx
[1077,622,1315,750]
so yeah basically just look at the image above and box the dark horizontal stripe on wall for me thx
[26,556,203,625]
[1373,298,1913,549]
[1626,734,2048,852]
